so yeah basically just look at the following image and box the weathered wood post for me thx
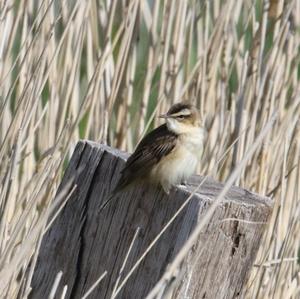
[30,140,273,299]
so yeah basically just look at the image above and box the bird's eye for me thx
[176,115,184,120]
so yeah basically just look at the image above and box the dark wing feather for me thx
[99,124,177,211]
[113,124,177,193]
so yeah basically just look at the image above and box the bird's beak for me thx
[158,114,169,119]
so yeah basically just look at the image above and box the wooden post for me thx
[30,141,273,299]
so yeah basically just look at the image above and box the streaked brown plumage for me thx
[112,123,177,194]
[100,102,206,210]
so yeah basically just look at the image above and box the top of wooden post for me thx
[30,140,273,299]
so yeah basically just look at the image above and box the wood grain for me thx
[30,140,273,299]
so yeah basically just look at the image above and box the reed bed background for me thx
[0,0,299,298]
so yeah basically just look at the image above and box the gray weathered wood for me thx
[30,140,273,299]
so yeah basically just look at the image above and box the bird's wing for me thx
[113,124,177,192]
[125,124,177,169]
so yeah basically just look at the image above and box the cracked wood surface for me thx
[30,140,273,299]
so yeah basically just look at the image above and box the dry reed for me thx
[0,0,299,298]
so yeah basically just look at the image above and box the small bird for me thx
[100,102,206,210]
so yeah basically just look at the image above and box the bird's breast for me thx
[150,127,205,188]
[150,144,200,186]
[180,127,205,157]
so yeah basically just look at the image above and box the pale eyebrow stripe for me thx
[171,109,191,117]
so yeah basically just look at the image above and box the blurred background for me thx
[0,0,299,298]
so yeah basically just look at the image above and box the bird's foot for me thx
[177,184,188,189]
[180,179,188,186]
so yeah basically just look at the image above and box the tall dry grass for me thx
[0,0,299,298]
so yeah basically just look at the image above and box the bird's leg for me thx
[176,178,188,190]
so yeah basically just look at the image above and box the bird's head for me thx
[159,102,202,134]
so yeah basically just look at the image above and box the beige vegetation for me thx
[0,0,299,298]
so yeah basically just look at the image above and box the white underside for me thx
[151,127,205,193]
